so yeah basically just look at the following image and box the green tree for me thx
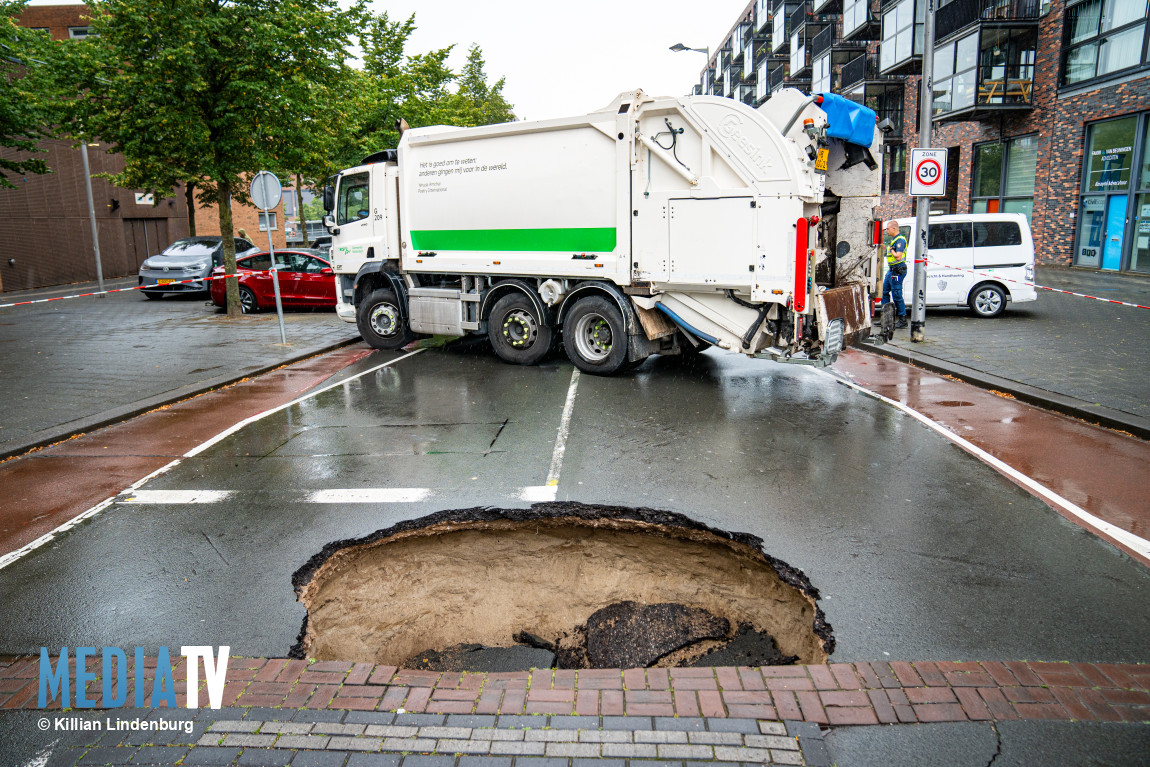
[446,45,515,128]
[54,0,366,317]
[0,0,51,189]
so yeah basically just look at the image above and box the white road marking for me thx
[519,485,559,502]
[545,368,581,489]
[307,488,431,504]
[120,490,233,504]
[822,369,1150,562]
[0,349,425,572]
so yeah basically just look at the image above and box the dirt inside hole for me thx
[292,503,833,669]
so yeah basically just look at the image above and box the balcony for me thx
[812,24,833,58]
[841,0,880,40]
[789,4,809,35]
[840,51,903,89]
[936,0,1041,42]
[813,0,841,11]
[932,24,1037,121]
[769,64,786,92]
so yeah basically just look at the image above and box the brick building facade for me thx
[1,4,288,291]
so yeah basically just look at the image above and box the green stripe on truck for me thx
[410,227,617,252]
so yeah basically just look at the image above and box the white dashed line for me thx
[307,488,432,504]
[120,490,234,504]
[545,368,581,489]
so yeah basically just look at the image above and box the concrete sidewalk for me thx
[0,277,360,459]
[863,266,1150,439]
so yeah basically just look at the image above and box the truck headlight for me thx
[824,319,845,356]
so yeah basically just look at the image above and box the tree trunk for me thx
[296,173,309,248]
[217,179,240,318]
[185,181,197,237]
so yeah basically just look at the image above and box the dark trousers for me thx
[882,263,907,317]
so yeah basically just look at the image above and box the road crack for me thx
[202,532,230,567]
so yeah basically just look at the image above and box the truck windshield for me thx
[336,172,370,225]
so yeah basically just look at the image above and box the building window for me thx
[933,31,978,116]
[970,135,1037,222]
[1061,0,1149,86]
[888,144,907,193]
[790,29,806,74]
[977,26,1037,106]
[68,26,95,39]
[880,0,922,73]
[1075,114,1150,272]
[258,211,278,231]
[812,54,831,93]
[773,7,786,54]
[843,0,868,39]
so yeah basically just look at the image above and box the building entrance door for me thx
[1102,197,1127,271]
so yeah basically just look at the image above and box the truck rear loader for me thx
[323,88,883,375]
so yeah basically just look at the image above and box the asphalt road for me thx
[0,343,1145,666]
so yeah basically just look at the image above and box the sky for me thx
[360,0,751,121]
[29,0,752,122]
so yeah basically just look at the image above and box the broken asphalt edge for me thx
[0,334,363,462]
[856,340,1150,442]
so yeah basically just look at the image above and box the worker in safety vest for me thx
[881,220,909,329]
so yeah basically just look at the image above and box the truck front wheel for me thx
[563,296,630,375]
[488,293,553,366]
[358,288,414,350]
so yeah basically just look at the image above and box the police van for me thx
[888,213,1038,318]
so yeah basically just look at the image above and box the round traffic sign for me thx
[915,158,942,186]
[250,171,282,211]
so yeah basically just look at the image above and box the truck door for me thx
[667,198,756,287]
[333,171,374,262]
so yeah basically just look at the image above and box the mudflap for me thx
[879,303,895,343]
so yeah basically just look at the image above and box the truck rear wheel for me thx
[488,293,553,365]
[358,288,414,350]
[564,296,630,375]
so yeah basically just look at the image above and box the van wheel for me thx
[358,288,414,349]
[564,296,630,375]
[488,293,553,365]
[969,283,1006,318]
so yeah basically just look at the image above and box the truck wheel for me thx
[968,283,1006,318]
[358,288,414,350]
[488,293,553,365]
[564,296,630,375]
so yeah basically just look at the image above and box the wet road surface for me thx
[0,343,1146,666]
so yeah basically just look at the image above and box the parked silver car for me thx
[138,237,258,298]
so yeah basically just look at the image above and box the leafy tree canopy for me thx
[0,0,51,188]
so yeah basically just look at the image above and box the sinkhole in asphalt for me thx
[291,503,833,671]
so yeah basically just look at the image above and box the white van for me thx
[886,213,1038,318]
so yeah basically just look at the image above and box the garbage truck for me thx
[323,88,883,375]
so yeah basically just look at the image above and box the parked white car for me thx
[887,213,1038,318]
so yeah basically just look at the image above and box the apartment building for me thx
[693,0,1150,273]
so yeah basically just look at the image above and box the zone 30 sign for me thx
[909,148,948,197]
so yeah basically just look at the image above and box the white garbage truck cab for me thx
[325,88,883,375]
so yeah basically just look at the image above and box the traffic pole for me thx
[264,203,287,345]
[80,141,106,298]
[911,0,936,343]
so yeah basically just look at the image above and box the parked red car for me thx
[210,250,336,313]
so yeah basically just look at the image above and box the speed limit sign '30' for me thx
[909,148,948,196]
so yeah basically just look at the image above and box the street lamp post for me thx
[669,43,710,58]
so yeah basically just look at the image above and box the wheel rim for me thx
[573,313,613,362]
[975,289,1002,315]
[240,290,255,313]
[502,309,539,348]
[370,302,400,337]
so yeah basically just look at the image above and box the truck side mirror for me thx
[322,184,335,212]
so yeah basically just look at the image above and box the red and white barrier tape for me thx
[0,271,269,309]
[888,260,1150,311]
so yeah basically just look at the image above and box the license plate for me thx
[815,148,829,172]
[157,279,174,285]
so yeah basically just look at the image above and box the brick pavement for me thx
[0,277,359,457]
[873,266,1150,424]
[3,656,1146,726]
